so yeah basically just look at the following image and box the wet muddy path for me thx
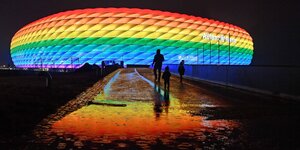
[26,68,300,149]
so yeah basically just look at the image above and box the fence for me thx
[162,64,300,100]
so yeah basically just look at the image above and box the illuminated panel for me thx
[10,8,254,68]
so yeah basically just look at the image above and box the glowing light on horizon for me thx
[10,8,253,68]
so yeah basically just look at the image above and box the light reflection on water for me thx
[53,101,198,137]
[52,98,238,141]
[50,69,239,147]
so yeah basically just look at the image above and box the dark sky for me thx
[0,0,299,66]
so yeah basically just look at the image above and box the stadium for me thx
[10,8,253,68]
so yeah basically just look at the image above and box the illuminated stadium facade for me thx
[10,8,253,68]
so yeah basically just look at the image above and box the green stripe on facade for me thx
[11,37,253,54]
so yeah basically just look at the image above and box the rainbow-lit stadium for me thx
[10,8,253,68]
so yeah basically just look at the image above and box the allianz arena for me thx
[10,8,253,68]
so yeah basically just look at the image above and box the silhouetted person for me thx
[152,49,164,82]
[101,61,106,76]
[39,71,52,88]
[162,66,171,91]
[178,60,185,83]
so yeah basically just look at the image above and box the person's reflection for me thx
[179,82,185,89]
[154,83,163,120]
[163,91,170,114]
[153,83,170,119]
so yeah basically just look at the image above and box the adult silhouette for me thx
[152,49,164,82]
[178,60,185,83]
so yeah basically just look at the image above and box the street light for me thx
[202,44,204,64]
[218,40,220,64]
[228,33,231,65]
[209,41,212,64]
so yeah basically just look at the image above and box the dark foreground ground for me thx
[1,68,300,149]
[0,67,117,147]
[0,71,93,138]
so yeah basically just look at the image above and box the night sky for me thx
[0,0,299,66]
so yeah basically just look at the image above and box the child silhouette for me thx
[162,66,171,91]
